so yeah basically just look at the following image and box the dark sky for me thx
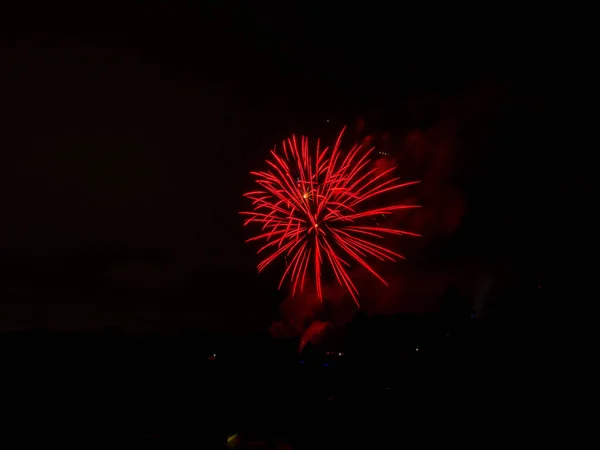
[0,5,564,333]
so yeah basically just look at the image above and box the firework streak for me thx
[242,128,420,306]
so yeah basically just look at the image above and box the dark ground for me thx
[2,307,550,448]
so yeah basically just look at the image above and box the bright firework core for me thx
[241,127,420,306]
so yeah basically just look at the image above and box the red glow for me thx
[242,127,420,306]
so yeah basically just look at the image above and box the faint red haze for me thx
[271,82,511,335]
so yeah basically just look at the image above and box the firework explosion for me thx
[241,128,420,306]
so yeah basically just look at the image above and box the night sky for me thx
[0,5,565,333]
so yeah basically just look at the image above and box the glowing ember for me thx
[241,127,420,305]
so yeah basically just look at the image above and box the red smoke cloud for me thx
[270,82,510,336]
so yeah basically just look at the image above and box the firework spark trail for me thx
[242,127,420,306]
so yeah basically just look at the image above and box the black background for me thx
[0,4,570,332]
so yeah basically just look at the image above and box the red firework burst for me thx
[241,127,420,306]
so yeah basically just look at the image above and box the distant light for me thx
[338,352,342,356]
[323,363,329,367]
[303,193,308,199]
[538,285,541,288]
[299,360,305,364]
[415,348,419,352]
[326,119,330,123]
